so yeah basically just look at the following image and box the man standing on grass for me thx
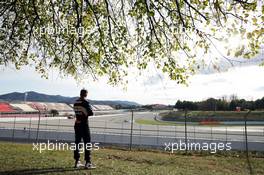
[73,89,96,169]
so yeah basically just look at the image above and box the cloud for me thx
[202,78,228,86]
[1,63,264,105]
[195,47,264,75]
[141,73,164,86]
[138,65,264,104]
[255,86,264,92]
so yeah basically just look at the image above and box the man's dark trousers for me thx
[74,123,91,163]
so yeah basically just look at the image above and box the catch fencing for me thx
[0,110,264,152]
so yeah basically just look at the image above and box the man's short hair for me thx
[80,89,88,97]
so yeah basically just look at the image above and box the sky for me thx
[0,1,263,105]
[0,58,264,105]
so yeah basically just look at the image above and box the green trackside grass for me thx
[135,119,236,127]
[135,119,190,126]
[1,142,264,175]
[160,111,264,121]
[136,111,264,127]
[135,119,180,126]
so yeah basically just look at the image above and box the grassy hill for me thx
[0,91,141,107]
[0,142,264,175]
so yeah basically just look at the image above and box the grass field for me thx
[135,119,194,126]
[160,111,264,122]
[1,142,264,175]
[135,119,182,126]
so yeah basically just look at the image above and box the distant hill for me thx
[0,91,141,107]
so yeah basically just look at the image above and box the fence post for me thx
[129,110,134,150]
[56,117,61,140]
[121,122,124,144]
[244,110,253,175]
[36,110,41,141]
[184,109,187,154]
[45,116,48,140]
[174,125,177,142]
[28,116,32,142]
[211,126,213,141]
[12,115,17,142]
[225,126,228,143]
[139,124,142,146]
[157,125,159,146]
[103,120,107,143]
[193,125,196,142]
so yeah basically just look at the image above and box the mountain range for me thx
[0,91,140,107]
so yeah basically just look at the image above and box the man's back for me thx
[74,98,93,124]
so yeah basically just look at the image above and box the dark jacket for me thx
[73,98,93,124]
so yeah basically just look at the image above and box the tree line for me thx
[175,97,264,111]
